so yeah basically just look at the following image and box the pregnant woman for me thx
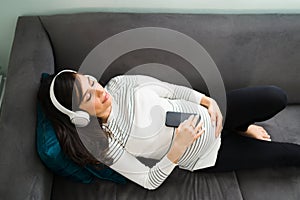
[38,69,300,190]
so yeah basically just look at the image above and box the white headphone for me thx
[49,69,98,127]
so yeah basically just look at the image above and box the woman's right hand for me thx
[167,115,205,164]
[174,115,205,149]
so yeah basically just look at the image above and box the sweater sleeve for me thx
[134,75,205,104]
[109,150,178,190]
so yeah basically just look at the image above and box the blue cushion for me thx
[36,73,127,184]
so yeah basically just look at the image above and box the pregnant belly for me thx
[177,105,217,165]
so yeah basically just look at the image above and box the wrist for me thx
[200,96,211,108]
[167,142,186,164]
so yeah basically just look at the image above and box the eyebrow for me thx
[73,75,84,107]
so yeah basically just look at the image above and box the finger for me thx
[215,126,218,138]
[189,115,198,127]
[186,115,195,124]
[216,125,223,138]
[218,121,223,134]
[215,120,219,137]
[192,115,199,126]
[216,118,223,138]
[194,129,205,140]
[195,120,204,130]
[214,116,220,137]
[210,113,216,127]
[175,127,180,135]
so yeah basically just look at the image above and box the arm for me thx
[109,149,178,190]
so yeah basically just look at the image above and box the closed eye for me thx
[82,77,94,102]
[88,77,95,87]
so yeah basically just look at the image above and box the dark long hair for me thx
[37,71,113,169]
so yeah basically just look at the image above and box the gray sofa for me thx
[0,12,300,200]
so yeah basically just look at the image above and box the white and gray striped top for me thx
[103,75,221,190]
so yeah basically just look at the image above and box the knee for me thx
[264,85,288,111]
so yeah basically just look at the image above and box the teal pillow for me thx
[36,74,127,184]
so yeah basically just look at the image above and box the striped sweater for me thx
[103,75,221,190]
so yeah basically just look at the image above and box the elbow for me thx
[144,182,161,190]
[144,185,159,191]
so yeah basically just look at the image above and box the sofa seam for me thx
[37,16,57,71]
[234,171,245,200]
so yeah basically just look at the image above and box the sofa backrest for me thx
[40,13,300,104]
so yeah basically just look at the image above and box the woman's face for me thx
[77,74,112,120]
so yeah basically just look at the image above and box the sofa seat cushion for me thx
[236,105,300,200]
[51,169,242,200]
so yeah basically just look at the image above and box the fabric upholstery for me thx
[0,12,299,200]
[237,105,300,199]
[51,168,243,200]
[36,102,93,183]
[40,13,300,104]
[0,17,54,200]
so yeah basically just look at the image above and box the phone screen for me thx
[165,111,201,127]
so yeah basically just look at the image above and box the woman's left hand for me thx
[201,96,223,138]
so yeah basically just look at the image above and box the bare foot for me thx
[238,124,271,141]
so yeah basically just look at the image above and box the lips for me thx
[102,92,109,103]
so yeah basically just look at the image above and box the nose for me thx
[95,87,104,97]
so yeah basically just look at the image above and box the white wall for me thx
[1,0,300,74]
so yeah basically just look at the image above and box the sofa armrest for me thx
[0,16,54,200]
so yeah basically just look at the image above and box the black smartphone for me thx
[165,111,201,127]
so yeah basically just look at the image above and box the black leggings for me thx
[201,85,300,172]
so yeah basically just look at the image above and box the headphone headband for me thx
[49,69,90,127]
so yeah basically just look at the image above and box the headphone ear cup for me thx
[71,111,90,127]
